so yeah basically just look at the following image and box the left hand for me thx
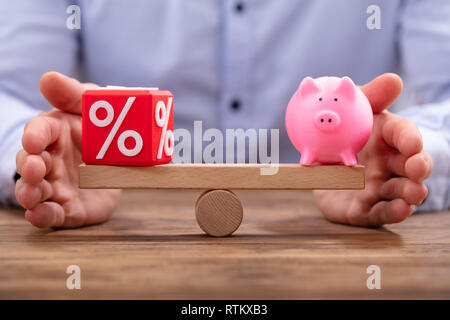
[314,73,433,227]
[14,72,121,228]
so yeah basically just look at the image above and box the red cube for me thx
[82,88,174,166]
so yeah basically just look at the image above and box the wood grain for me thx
[195,189,243,237]
[79,164,365,189]
[1,190,449,299]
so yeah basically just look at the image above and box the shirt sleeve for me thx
[0,0,79,204]
[398,0,450,211]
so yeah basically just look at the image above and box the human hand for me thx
[314,73,433,227]
[15,72,121,228]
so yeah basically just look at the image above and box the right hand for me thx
[314,74,432,227]
[15,72,121,228]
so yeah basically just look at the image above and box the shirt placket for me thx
[220,0,252,130]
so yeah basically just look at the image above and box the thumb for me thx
[39,71,98,115]
[361,73,403,114]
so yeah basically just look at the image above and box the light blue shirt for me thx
[0,0,449,210]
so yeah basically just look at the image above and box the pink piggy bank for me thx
[285,76,373,166]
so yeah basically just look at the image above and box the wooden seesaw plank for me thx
[79,164,364,190]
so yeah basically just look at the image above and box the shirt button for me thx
[234,2,245,13]
[230,99,241,111]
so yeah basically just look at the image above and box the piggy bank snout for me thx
[314,110,340,132]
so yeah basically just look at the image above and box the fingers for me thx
[15,178,53,210]
[15,150,54,210]
[382,115,423,157]
[367,199,413,226]
[379,177,428,206]
[386,152,407,177]
[39,71,98,115]
[22,115,61,154]
[405,151,433,182]
[361,73,403,114]
[16,150,52,184]
[15,149,27,177]
[25,201,65,228]
[386,151,433,182]
[369,150,431,226]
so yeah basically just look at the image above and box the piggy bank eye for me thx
[334,98,338,101]
[319,97,323,101]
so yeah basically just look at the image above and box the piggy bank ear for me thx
[334,76,355,100]
[298,77,320,97]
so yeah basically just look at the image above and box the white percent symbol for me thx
[155,97,174,159]
[89,97,143,159]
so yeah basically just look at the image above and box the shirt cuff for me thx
[0,126,23,206]
[0,93,40,205]
[415,125,450,212]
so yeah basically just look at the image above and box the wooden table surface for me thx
[1,189,449,299]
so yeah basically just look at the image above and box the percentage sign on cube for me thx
[82,88,174,166]
[89,97,143,159]
[155,97,174,159]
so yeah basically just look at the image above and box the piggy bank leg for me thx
[340,151,358,166]
[299,149,317,166]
